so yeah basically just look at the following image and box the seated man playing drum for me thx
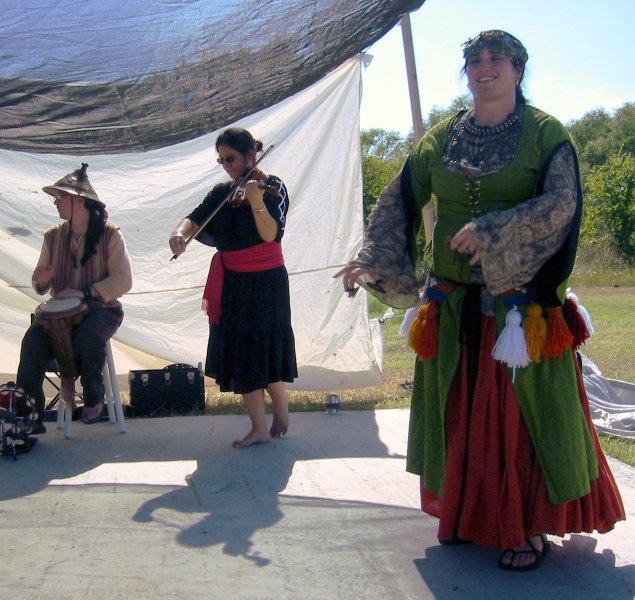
[16,164,133,434]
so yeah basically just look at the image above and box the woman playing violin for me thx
[170,127,297,447]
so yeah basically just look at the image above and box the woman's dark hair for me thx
[81,199,108,265]
[514,84,527,105]
[460,30,528,106]
[215,127,263,154]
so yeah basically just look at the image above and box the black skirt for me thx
[205,265,297,394]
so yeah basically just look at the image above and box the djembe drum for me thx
[34,297,88,439]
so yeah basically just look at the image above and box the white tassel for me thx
[566,289,594,337]
[492,305,531,382]
[400,293,424,338]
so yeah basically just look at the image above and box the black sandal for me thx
[498,534,551,572]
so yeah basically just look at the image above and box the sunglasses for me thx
[217,156,237,165]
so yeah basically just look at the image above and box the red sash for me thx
[202,242,284,324]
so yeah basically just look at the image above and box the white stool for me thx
[103,339,127,433]
[57,339,127,437]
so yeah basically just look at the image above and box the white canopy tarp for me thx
[0,57,384,391]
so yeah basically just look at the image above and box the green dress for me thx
[351,104,625,547]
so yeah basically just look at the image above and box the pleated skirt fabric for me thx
[420,315,625,550]
[205,265,297,394]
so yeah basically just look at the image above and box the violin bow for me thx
[170,143,275,260]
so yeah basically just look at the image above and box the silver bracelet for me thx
[252,206,266,213]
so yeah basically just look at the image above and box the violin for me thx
[170,143,276,260]
[230,168,280,206]
[251,169,281,196]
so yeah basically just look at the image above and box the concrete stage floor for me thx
[1,409,634,599]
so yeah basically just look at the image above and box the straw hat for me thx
[42,163,104,207]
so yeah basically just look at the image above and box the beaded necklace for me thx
[463,109,521,137]
[443,105,525,177]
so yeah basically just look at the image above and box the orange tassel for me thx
[562,297,590,350]
[523,303,547,362]
[407,306,423,350]
[408,300,439,360]
[543,306,574,358]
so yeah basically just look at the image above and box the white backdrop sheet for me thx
[0,57,384,391]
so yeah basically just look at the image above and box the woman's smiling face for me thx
[466,49,522,103]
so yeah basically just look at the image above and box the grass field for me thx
[208,284,634,404]
[204,284,635,465]
[569,286,635,383]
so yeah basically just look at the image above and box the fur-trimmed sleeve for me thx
[473,142,579,295]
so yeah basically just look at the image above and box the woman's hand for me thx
[33,265,53,288]
[169,218,196,256]
[333,265,372,297]
[169,219,196,256]
[449,223,481,266]
[169,231,187,256]
[243,180,266,210]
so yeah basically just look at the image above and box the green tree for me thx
[425,94,473,130]
[612,102,635,157]
[361,128,410,161]
[568,103,635,173]
[360,96,473,220]
[582,152,635,264]
[361,128,411,222]
[568,108,612,155]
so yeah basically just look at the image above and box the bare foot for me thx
[231,428,272,449]
[268,384,289,438]
[270,408,289,438]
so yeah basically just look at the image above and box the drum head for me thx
[38,297,82,314]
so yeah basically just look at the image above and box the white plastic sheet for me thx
[583,354,635,440]
[0,57,383,390]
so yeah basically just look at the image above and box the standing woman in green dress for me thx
[336,30,624,571]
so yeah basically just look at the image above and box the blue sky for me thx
[360,0,635,132]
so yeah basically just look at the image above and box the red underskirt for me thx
[421,316,625,549]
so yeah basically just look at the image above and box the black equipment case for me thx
[129,364,205,417]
